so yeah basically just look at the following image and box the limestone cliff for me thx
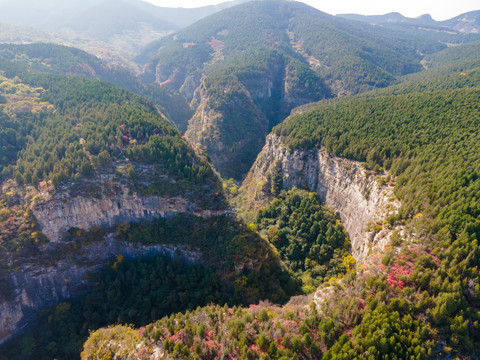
[243,134,401,262]
[1,175,228,343]
[184,62,328,180]
[32,186,228,242]
[0,236,200,345]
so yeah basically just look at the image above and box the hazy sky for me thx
[145,0,479,21]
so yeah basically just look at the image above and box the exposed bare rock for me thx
[0,235,200,345]
[185,80,268,179]
[180,73,202,101]
[244,134,400,262]
[32,185,229,242]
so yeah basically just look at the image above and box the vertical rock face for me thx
[32,190,229,242]
[245,134,400,262]
[184,62,328,180]
[0,237,201,345]
[0,184,228,344]
[185,80,269,179]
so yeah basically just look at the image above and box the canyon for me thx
[0,236,201,345]
[0,134,402,346]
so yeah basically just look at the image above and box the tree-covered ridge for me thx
[83,301,329,360]
[136,0,461,180]
[0,67,213,189]
[0,43,194,132]
[367,67,480,96]
[422,41,480,69]
[255,189,353,292]
[274,89,480,231]
[81,285,435,360]
[141,0,438,96]
[272,87,480,355]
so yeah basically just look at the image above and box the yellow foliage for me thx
[342,254,356,272]
[111,254,124,270]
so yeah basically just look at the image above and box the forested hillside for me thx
[270,85,480,356]
[0,52,224,274]
[137,0,460,179]
[1,1,480,359]
[0,51,300,359]
[0,43,193,131]
[0,57,210,191]
[81,62,480,359]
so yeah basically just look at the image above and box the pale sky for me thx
[145,0,479,21]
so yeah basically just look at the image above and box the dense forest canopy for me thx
[140,0,443,95]
[0,43,193,131]
[0,55,212,189]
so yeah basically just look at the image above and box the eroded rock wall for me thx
[0,237,200,345]
[245,134,400,262]
[32,189,228,242]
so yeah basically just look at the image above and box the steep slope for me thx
[138,0,442,179]
[442,10,480,34]
[80,81,480,358]
[0,55,298,355]
[0,56,223,339]
[0,43,193,131]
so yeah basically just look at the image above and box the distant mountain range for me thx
[339,10,480,35]
[0,0,250,34]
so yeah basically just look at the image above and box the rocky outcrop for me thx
[185,80,268,179]
[32,188,229,242]
[0,236,200,345]
[180,73,202,101]
[245,134,400,262]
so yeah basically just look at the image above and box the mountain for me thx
[339,10,480,45]
[58,0,178,41]
[1,2,480,359]
[0,0,250,71]
[0,43,194,131]
[0,0,249,37]
[0,51,298,358]
[125,0,252,29]
[79,70,480,359]
[138,0,454,179]
[442,10,480,34]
